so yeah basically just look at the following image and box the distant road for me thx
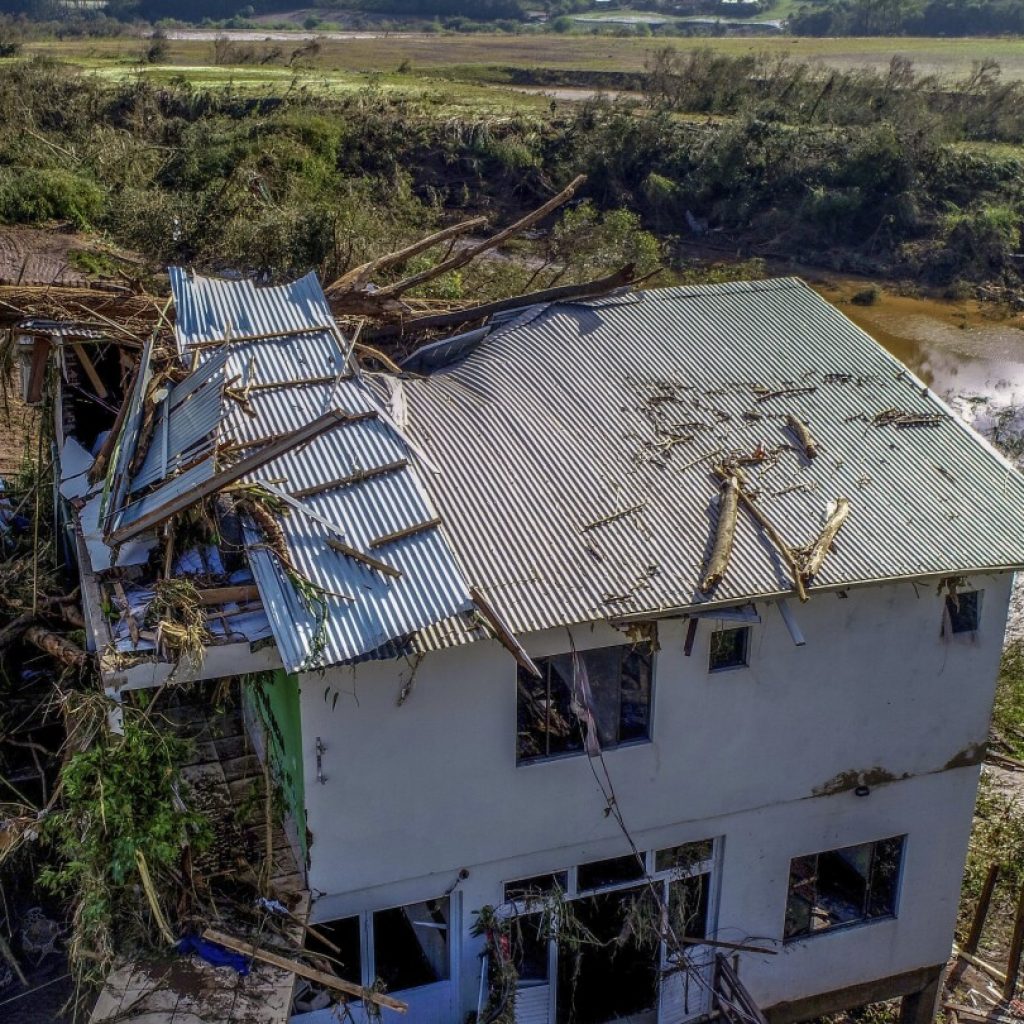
[163,28,420,40]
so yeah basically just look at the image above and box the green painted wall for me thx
[245,669,307,859]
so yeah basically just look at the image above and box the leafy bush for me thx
[0,167,104,228]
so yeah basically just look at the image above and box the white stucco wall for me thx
[297,573,1011,1015]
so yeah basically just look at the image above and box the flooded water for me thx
[814,279,1024,435]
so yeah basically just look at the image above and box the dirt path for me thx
[0,227,106,288]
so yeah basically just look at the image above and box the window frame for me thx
[782,835,907,943]
[515,641,656,767]
[708,625,751,673]
[309,892,459,1000]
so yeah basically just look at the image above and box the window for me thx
[946,590,981,634]
[654,839,714,873]
[373,897,450,991]
[517,644,652,764]
[504,871,568,904]
[709,627,749,671]
[784,836,905,941]
[669,874,710,940]
[577,854,645,891]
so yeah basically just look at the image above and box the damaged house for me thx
[31,272,1024,1024]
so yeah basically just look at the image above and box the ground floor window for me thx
[501,839,717,1024]
[298,894,452,1014]
[784,836,905,941]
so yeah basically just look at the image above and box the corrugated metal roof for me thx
[399,277,1024,636]
[165,268,473,672]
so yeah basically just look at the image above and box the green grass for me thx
[21,32,1024,83]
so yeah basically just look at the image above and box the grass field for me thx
[19,32,1024,84]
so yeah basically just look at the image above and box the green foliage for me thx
[550,201,662,278]
[38,711,209,975]
[0,167,104,229]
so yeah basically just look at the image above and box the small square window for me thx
[709,627,749,671]
[373,897,450,991]
[945,590,981,634]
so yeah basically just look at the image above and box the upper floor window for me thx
[709,626,750,671]
[784,836,905,941]
[945,590,981,634]
[517,643,653,764]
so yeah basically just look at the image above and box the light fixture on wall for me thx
[855,785,870,797]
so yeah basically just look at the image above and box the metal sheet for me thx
[400,277,1024,636]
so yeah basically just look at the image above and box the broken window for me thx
[784,836,905,941]
[517,644,653,764]
[556,886,659,1024]
[511,912,550,984]
[709,627,749,671]
[945,590,981,634]
[577,854,645,891]
[669,874,710,940]
[373,897,450,991]
[307,914,362,986]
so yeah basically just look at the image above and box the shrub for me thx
[0,168,104,228]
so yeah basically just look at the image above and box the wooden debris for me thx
[965,865,1001,957]
[195,585,262,606]
[786,413,819,459]
[369,517,442,549]
[368,263,636,341]
[471,586,542,679]
[1005,884,1024,1000]
[291,459,409,500]
[714,466,808,603]
[202,928,409,1013]
[25,626,88,668]
[582,503,645,532]
[326,537,402,579]
[70,341,109,399]
[801,498,850,581]
[89,364,138,484]
[953,943,1007,985]
[701,474,739,593]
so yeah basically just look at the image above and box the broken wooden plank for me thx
[801,498,850,581]
[25,626,87,668]
[1004,884,1024,1000]
[202,928,408,1013]
[953,943,1007,984]
[291,459,409,500]
[965,866,1001,957]
[195,585,262,606]
[109,409,370,545]
[326,537,402,579]
[471,586,542,679]
[701,474,739,593]
[786,413,818,459]
[369,517,442,549]
[70,341,109,400]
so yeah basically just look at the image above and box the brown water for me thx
[814,279,1024,435]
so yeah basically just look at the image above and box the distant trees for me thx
[788,0,1024,36]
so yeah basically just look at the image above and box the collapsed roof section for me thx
[76,270,473,681]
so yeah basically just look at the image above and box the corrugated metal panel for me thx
[167,268,473,672]
[400,277,1024,636]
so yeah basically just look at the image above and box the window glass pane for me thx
[669,874,710,940]
[504,871,569,904]
[655,840,714,874]
[784,855,816,940]
[547,654,585,758]
[946,591,981,634]
[517,670,549,763]
[578,854,645,891]
[620,646,652,743]
[373,898,449,992]
[584,646,623,747]
[867,836,904,919]
[511,912,550,984]
[709,627,749,671]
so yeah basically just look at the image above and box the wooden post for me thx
[965,864,1000,956]
[1003,882,1024,1001]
